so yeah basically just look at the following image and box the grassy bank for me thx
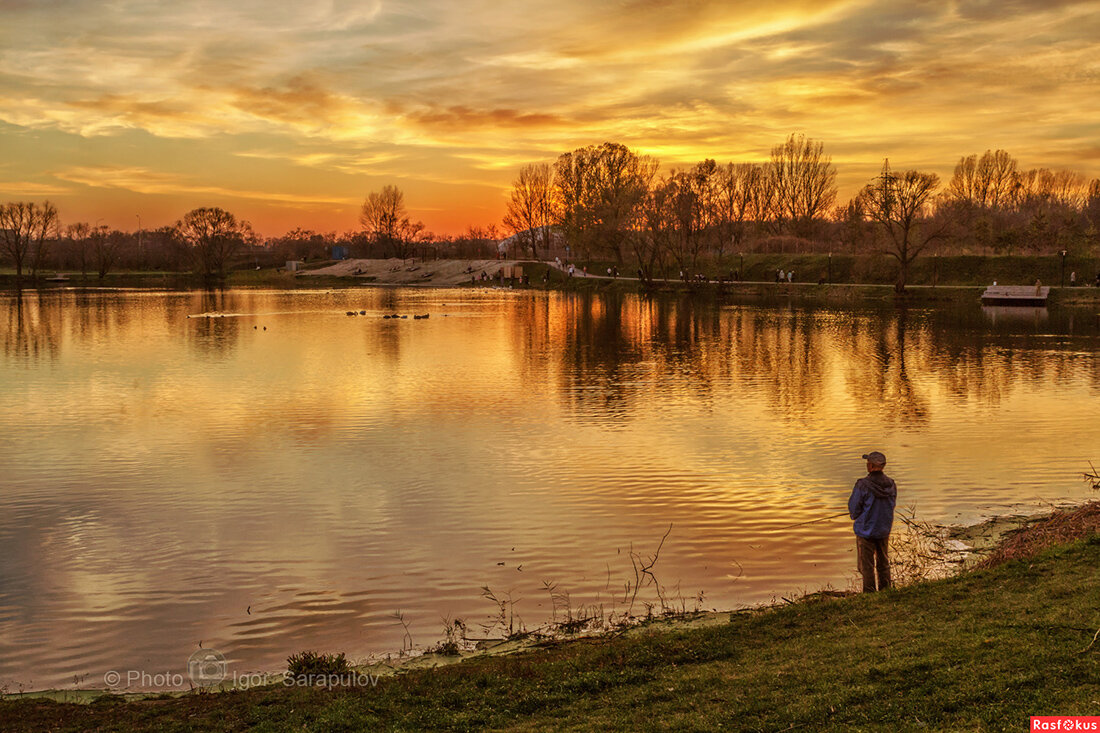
[4,505,1100,731]
[521,261,1100,309]
[0,268,373,291]
[5,253,1100,292]
[606,252,1100,289]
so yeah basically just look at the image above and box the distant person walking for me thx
[848,451,897,593]
[1070,271,1077,286]
[787,270,793,283]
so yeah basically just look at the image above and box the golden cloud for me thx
[53,166,356,207]
[0,0,1094,234]
[0,181,72,197]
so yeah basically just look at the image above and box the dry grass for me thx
[889,507,965,585]
[977,500,1100,569]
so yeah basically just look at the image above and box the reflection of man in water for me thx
[848,451,897,593]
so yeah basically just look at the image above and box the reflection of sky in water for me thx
[1,288,1098,689]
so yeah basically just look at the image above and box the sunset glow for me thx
[1,0,1097,236]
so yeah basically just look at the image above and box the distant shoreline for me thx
[4,255,1100,307]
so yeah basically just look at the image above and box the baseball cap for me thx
[862,451,887,466]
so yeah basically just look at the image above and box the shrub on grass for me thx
[287,651,349,678]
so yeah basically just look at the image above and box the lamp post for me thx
[827,252,832,284]
[135,214,143,270]
[739,252,744,281]
[1061,250,1067,288]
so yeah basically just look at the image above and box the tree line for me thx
[3,134,1098,290]
[501,136,1100,290]
[0,205,261,283]
[0,198,496,284]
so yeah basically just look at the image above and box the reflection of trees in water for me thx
[934,340,1013,407]
[77,291,133,346]
[542,297,829,424]
[510,295,554,385]
[2,296,60,363]
[935,339,1100,406]
[186,290,241,358]
[838,309,931,425]
[2,291,155,365]
[513,293,725,422]
[2,291,139,363]
[727,307,827,422]
[356,289,405,366]
[553,292,647,422]
[366,317,403,366]
[532,293,1100,428]
[631,297,725,410]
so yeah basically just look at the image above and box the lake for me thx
[1,286,1097,691]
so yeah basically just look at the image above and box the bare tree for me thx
[93,227,122,279]
[553,142,656,263]
[663,164,716,271]
[175,207,252,277]
[857,160,944,292]
[769,134,837,238]
[552,147,598,259]
[636,180,675,281]
[0,201,59,284]
[272,228,332,261]
[714,163,766,260]
[947,149,1018,210]
[396,218,426,260]
[689,159,720,260]
[594,144,658,264]
[1086,179,1100,228]
[65,222,93,280]
[503,163,554,260]
[360,185,406,257]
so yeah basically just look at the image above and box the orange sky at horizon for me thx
[1,0,1098,237]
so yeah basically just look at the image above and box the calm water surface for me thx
[1,287,1098,690]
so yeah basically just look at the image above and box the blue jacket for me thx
[848,471,897,539]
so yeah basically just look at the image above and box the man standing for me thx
[848,451,897,593]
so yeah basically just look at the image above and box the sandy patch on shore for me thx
[302,259,514,286]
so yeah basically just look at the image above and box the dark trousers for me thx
[856,535,891,593]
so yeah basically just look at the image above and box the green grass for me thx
[4,535,1099,731]
[573,253,1100,289]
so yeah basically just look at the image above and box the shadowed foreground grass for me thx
[3,525,1100,732]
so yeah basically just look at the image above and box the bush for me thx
[286,651,349,678]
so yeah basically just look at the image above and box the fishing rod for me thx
[773,510,921,532]
[773,512,849,531]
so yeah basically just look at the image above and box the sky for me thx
[0,0,1098,237]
